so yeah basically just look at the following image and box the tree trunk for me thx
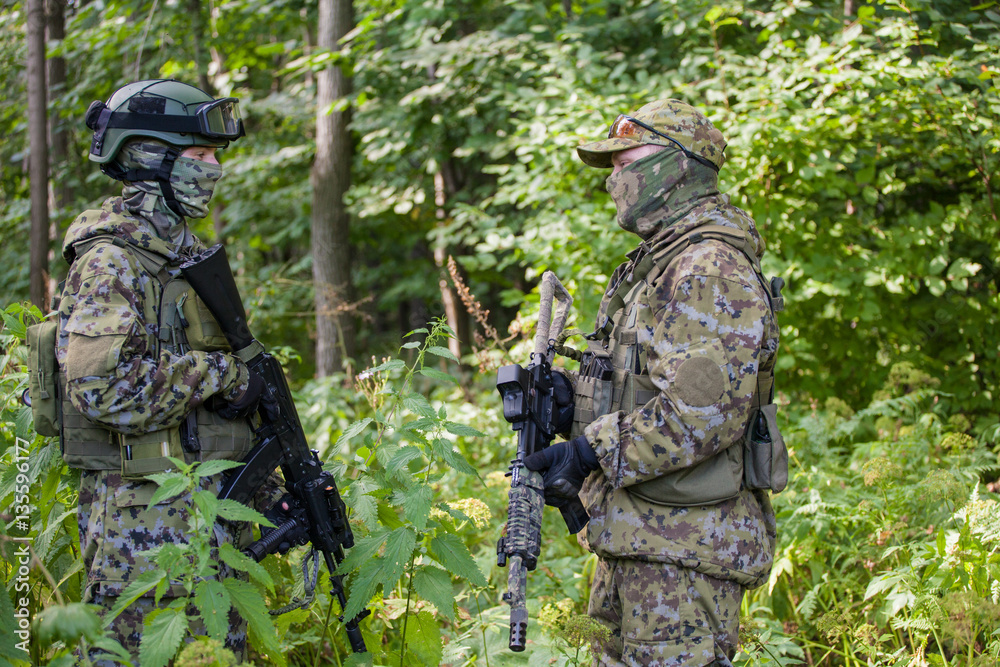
[188,0,214,95]
[311,0,354,377]
[45,0,69,212]
[46,0,70,293]
[27,0,50,311]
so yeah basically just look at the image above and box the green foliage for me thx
[331,319,491,662]
[102,457,284,667]
[751,378,1000,666]
[3,0,1000,663]
[4,0,1000,417]
[0,303,96,666]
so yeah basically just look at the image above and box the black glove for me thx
[208,371,265,420]
[551,369,574,437]
[523,436,600,504]
[262,494,310,555]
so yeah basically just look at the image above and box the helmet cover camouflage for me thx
[577,99,727,171]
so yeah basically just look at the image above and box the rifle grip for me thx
[559,497,589,535]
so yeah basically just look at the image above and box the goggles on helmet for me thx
[95,95,245,142]
[196,98,243,139]
[608,114,719,173]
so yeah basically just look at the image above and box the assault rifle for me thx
[180,245,368,654]
[496,271,588,652]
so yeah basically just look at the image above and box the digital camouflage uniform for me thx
[571,100,779,667]
[59,139,275,663]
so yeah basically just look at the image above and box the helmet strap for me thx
[157,146,185,218]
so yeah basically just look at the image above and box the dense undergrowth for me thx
[1,301,999,666]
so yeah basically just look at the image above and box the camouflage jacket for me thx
[578,194,778,589]
[58,197,248,436]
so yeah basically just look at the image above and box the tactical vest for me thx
[567,225,786,506]
[54,234,253,476]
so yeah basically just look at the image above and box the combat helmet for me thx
[84,79,244,216]
[577,99,727,172]
[86,79,244,164]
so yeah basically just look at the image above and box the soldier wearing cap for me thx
[60,79,281,663]
[523,99,781,666]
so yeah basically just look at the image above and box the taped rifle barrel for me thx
[535,271,572,357]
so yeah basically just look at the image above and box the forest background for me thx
[1,0,999,665]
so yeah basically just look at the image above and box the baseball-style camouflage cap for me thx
[577,99,727,171]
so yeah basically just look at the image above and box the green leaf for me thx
[387,446,423,481]
[336,529,392,577]
[87,636,134,663]
[1,312,26,338]
[402,392,437,418]
[223,579,284,665]
[105,570,168,626]
[425,345,459,362]
[218,543,275,593]
[925,276,947,297]
[429,533,487,587]
[418,367,459,385]
[147,475,191,507]
[0,586,28,663]
[192,490,220,524]
[413,565,456,621]
[138,604,188,667]
[215,499,268,524]
[367,359,406,373]
[432,438,477,476]
[194,459,245,478]
[345,652,374,667]
[401,611,442,667]
[377,500,406,529]
[34,602,104,646]
[342,527,417,621]
[337,418,374,447]
[194,580,232,642]
[398,417,437,434]
[443,421,485,438]
[399,483,434,531]
[346,477,383,531]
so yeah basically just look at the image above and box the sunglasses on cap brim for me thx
[608,114,719,173]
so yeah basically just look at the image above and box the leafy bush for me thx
[753,380,1000,666]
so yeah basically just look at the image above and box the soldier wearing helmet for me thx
[524,100,783,666]
[60,80,277,663]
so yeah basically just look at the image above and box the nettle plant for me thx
[762,389,1000,667]
[102,457,284,667]
[334,318,492,666]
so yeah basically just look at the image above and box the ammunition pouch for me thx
[26,319,60,438]
[742,403,787,492]
[569,343,613,439]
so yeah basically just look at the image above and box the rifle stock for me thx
[181,244,368,654]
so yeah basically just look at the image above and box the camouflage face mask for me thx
[605,148,718,239]
[170,157,223,219]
